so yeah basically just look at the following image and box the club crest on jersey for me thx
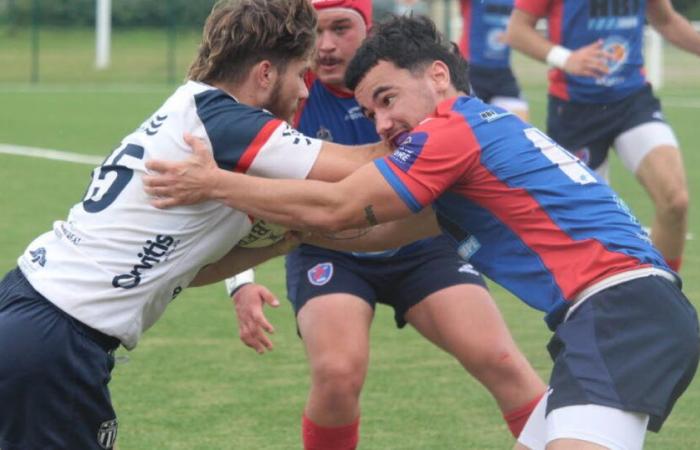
[603,36,629,74]
[29,247,47,267]
[97,419,118,449]
[574,147,591,165]
[316,126,333,141]
[389,132,428,173]
[307,262,333,286]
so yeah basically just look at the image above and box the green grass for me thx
[1,28,700,449]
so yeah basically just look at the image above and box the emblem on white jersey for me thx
[29,247,47,267]
[307,262,334,286]
[97,419,118,449]
[141,114,168,136]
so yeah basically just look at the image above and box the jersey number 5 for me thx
[82,143,145,213]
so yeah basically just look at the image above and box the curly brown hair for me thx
[188,0,317,85]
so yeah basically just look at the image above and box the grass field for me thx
[1,28,700,449]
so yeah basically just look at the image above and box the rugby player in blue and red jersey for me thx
[458,0,529,120]
[145,15,699,450]
[506,0,700,273]
[226,1,544,448]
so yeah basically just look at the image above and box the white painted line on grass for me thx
[0,143,102,166]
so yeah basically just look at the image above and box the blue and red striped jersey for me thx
[375,96,668,327]
[515,0,647,102]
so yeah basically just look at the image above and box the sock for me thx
[503,392,545,438]
[666,257,682,272]
[302,414,359,450]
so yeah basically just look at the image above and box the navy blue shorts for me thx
[0,267,121,450]
[546,275,699,432]
[285,235,487,327]
[547,84,667,170]
[469,65,523,103]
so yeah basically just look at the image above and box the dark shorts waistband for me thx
[12,267,121,352]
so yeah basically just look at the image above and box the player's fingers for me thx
[260,289,280,308]
[183,133,210,157]
[150,197,176,209]
[142,173,172,188]
[257,315,275,334]
[145,158,176,174]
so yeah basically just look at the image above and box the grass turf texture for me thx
[1,29,699,449]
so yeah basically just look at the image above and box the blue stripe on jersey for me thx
[194,89,276,170]
[452,97,668,264]
[375,159,423,213]
[435,191,567,318]
[559,0,647,102]
[467,0,513,68]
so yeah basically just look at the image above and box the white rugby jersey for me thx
[18,81,322,349]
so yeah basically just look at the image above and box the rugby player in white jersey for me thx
[0,1,387,449]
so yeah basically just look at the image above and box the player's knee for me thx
[311,358,365,398]
[657,188,689,222]
[465,345,524,381]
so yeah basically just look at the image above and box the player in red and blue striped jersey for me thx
[229,1,545,448]
[458,0,529,120]
[506,0,700,274]
[146,15,699,450]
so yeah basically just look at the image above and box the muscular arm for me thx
[302,207,441,252]
[307,140,391,181]
[146,134,414,232]
[506,8,610,77]
[648,0,700,56]
[190,237,297,286]
[505,9,553,63]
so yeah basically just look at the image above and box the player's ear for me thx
[255,60,278,90]
[428,60,451,94]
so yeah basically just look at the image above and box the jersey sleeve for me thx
[194,89,322,180]
[374,116,480,212]
[514,0,551,17]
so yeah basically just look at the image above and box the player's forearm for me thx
[308,141,391,182]
[506,10,553,63]
[303,208,440,252]
[651,11,700,56]
[210,172,353,232]
[190,246,279,287]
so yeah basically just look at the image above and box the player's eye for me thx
[381,95,395,107]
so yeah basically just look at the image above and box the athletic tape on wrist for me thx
[546,45,572,70]
[225,268,255,297]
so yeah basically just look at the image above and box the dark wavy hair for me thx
[188,0,317,84]
[345,15,469,93]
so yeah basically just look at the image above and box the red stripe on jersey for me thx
[547,0,569,100]
[458,0,472,59]
[514,0,549,17]
[234,119,283,173]
[451,163,646,299]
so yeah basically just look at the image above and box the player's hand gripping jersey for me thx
[459,0,515,69]
[375,96,671,327]
[17,81,322,349]
[516,0,647,102]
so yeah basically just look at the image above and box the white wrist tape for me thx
[546,45,572,69]
[225,268,255,297]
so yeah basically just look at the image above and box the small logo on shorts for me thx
[97,419,118,449]
[574,147,590,165]
[307,262,333,286]
[458,263,480,276]
[457,236,481,261]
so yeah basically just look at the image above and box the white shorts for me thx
[518,390,650,450]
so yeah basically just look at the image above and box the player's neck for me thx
[213,80,264,109]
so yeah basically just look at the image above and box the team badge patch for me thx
[307,262,334,286]
[389,131,428,173]
[97,419,118,449]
